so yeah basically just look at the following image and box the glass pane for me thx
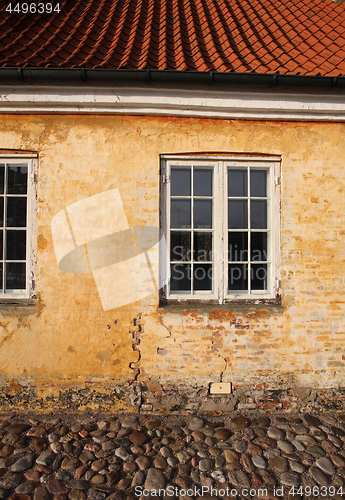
[0,198,3,226]
[251,232,268,262]
[194,232,212,261]
[170,232,191,261]
[170,264,191,292]
[5,262,26,290]
[228,232,248,262]
[251,263,268,291]
[228,200,248,229]
[7,165,28,195]
[194,200,212,228]
[171,168,191,196]
[0,230,3,259]
[194,264,212,291]
[228,169,247,197]
[251,169,267,197]
[6,230,26,260]
[228,264,248,291]
[0,165,4,194]
[7,198,27,227]
[171,199,191,229]
[194,168,212,196]
[251,200,267,229]
[0,263,2,290]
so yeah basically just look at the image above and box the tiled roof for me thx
[0,0,345,76]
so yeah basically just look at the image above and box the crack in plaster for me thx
[158,315,173,339]
[128,315,144,410]
[211,334,228,383]
[129,315,142,383]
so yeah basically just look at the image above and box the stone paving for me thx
[1,412,345,500]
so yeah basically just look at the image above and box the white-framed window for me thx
[0,154,37,302]
[160,155,281,305]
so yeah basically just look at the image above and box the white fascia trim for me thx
[0,86,345,121]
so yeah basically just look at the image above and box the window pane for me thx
[251,169,267,197]
[194,264,212,291]
[6,230,26,260]
[0,230,3,260]
[171,199,191,228]
[170,232,191,261]
[194,200,212,229]
[5,262,26,290]
[0,263,2,290]
[194,232,212,261]
[251,263,268,291]
[251,200,267,229]
[228,264,248,291]
[228,200,248,229]
[7,165,28,195]
[0,165,4,195]
[228,232,248,262]
[171,168,191,196]
[194,168,212,196]
[251,232,268,261]
[228,169,247,197]
[0,198,3,226]
[7,198,27,227]
[170,264,191,292]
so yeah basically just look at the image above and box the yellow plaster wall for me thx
[0,114,344,401]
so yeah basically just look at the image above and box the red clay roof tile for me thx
[0,0,345,76]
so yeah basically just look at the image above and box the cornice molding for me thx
[0,86,345,121]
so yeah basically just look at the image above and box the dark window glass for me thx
[0,263,2,290]
[251,200,267,229]
[171,199,191,229]
[194,200,212,228]
[251,264,268,290]
[194,232,212,261]
[7,198,27,227]
[251,232,268,261]
[6,230,26,260]
[228,264,248,291]
[170,232,191,261]
[170,264,191,292]
[251,169,267,197]
[0,230,3,260]
[171,168,191,196]
[194,264,212,291]
[7,165,28,195]
[194,168,212,196]
[0,165,4,195]
[228,200,248,229]
[228,232,248,262]
[0,198,3,227]
[5,262,26,290]
[228,169,247,197]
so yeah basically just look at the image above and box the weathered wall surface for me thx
[0,114,344,412]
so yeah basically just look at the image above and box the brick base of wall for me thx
[1,381,345,414]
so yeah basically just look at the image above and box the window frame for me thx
[0,154,37,304]
[160,155,281,306]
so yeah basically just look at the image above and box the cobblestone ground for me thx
[1,412,345,500]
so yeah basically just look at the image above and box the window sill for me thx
[0,298,36,306]
[159,295,282,311]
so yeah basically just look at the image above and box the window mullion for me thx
[219,161,225,303]
[164,162,170,297]
[25,161,30,294]
[248,167,251,295]
[191,166,194,295]
[3,164,7,293]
